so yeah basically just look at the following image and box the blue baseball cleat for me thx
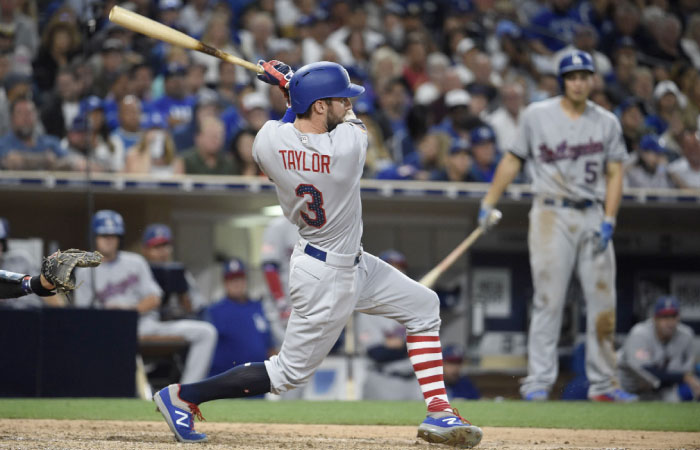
[417,409,483,448]
[589,388,639,403]
[523,389,549,401]
[153,384,207,443]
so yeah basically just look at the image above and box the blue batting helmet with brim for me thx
[92,210,125,236]
[288,61,365,114]
[558,50,595,87]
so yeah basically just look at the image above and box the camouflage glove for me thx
[41,249,103,291]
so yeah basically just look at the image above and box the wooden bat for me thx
[419,209,502,289]
[108,6,263,74]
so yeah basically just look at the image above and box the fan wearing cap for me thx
[442,345,480,400]
[468,125,501,182]
[619,296,700,401]
[55,114,109,172]
[644,81,688,136]
[151,63,196,129]
[668,129,700,189]
[431,138,475,182]
[202,258,275,380]
[624,134,673,188]
[125,112,178,176]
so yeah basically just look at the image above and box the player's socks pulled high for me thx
[407,332,453,412]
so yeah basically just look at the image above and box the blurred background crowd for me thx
[0,0,699,187]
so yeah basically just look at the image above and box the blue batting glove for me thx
[257,59,293,89]
[595,218,615,254]
[478,202,499,232]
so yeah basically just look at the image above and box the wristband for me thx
[21,275,33,295]
[30,276,56,297]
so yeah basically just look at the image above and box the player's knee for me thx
[404,290,441,333]
[193,321,218,344]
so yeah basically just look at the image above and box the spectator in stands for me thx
[468,125,500,183]
[174,115,235,175]
[431,138,474,182]
[216,61,240,109]
[403,131,450,181]
[55,114,106,172]
[93,38,127,98]
[435,88,476,142]
[486,82,526,152]
[239,11,278,66]
[299,11,331,66]
[0,216,43,308]
[374,77,411,162]
[178,0,211,39]
[32,13,80,92]
[142,223,205,320]
[668,129,700,188]
[357,250,422,401]
[152,63,195,130]
[239,91,270,132]
[454,37,480,87]
[526,0,581,55]
[618,296,700,401]
[0,22,32,77]
[616,97,648,154]
[0,97,65,170]
[0,71,32,136]
[74,210,217,384]
[645,14,688,65]
[78,95,119,172]
[492,20,536,83]
[185,62,215,100]
[606,51,637,105]
[646,81,687,136]
[125,112,178,176]
[0,0,38,61]
[129,63,154,104]
[204,258,275,379]
[629,67,656,115]
[192,15,246,87]
[625,134,673,189]
[230,128,260,177]
[107,94,142,171]
[40,67,82,139]
[102,69,132,131]
[680,14,700,70]
[442,344,480,400]
[401,33,429,92]
[601,2,654,58]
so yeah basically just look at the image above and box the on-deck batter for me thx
[152,60,483,448]
[479,50,637,402]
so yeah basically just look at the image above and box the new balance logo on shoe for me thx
[442,417,461,425]
[175,410,189,427]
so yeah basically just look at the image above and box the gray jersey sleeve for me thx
[510,104,533,160]
[603,110,627,162]
[134,255,163,300]
[619,322,661,389]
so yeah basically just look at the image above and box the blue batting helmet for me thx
[288,62,365,114]
[92,210,125,236]
[558,50,595,86]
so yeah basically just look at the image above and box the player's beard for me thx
[325,109,344,132]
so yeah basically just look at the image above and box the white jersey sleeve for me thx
[253,119,368,254]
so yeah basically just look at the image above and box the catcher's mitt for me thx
[41,249,103,291]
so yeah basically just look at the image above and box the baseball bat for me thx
[419,209,502,289]
[108,6,263,74]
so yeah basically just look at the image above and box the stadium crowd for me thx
[0,0,698,187]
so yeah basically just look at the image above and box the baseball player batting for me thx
[152,60,483,448]
[479,50,637,402]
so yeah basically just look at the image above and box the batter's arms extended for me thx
[482,152,524,207]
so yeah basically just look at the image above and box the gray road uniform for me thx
[618,318,696,401]
[74,251,217,383]
[253,119,440,394]
[510,96,628,398]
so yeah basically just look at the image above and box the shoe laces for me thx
[188,403,205,425]
[451,407,471,425]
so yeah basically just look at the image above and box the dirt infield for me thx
[0,419,698,449]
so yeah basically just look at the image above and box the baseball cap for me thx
[450,138,470,154]
[164,63,186,78]
[70,114,89,132]
[80,95,104,114]
[614,96,645,118]
[654,296,679,317]
[223,258,246,279]
[653,80,687,108]
[444,89,471,108]
[241,91,270,111]
[101,38,125,53]
[456,38,476,55]
[142,223,172,247]
[159,0,182,10]
[442,344,464,363]
[495,20,521,39]
[378,249,407,268]
[3,72,32,92]
[470,125,496,146]
[639,134,665,153]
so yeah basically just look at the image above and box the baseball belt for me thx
[541,196,600,210]
[303,242,361,267]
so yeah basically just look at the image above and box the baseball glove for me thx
[41,249,103,291]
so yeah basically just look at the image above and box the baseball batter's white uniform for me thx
[253,119,441,394]
[74,251,217,383]
[511,96,628,398]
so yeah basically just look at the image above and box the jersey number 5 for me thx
[296,184,327,228]
[585,161,598,183]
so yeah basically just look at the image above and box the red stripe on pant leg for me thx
[418,374,444,385]
[413,360,443,372]
[408,347,443,357]
[423,388,447,398]
[406,335,440,342]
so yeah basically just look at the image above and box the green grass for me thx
[0,399,698,432]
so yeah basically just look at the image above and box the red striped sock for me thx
[406,332,452,412]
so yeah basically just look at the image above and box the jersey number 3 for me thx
[296,184,327,228]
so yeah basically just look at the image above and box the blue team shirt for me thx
[0,132,65,158]
[204,298,272,378]
[526,6,582,51]
[151,95,196,129]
